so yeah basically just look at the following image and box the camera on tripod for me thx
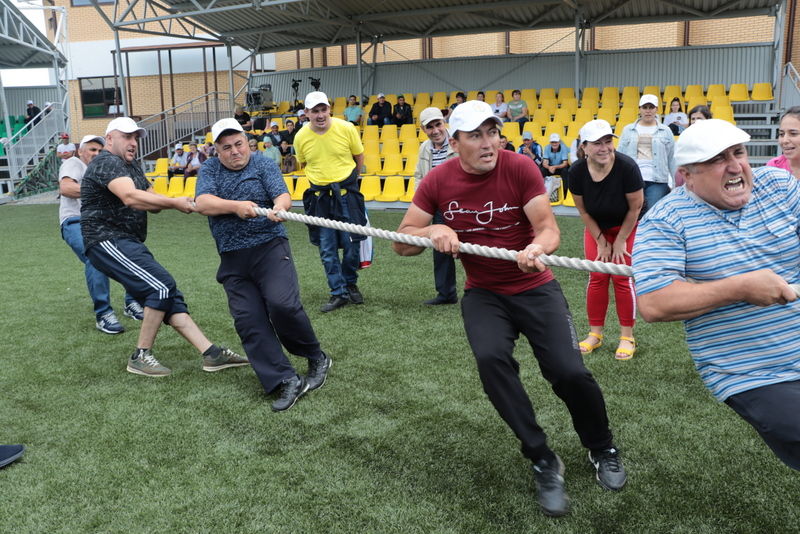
[309,77,321,91]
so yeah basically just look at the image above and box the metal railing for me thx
[2,103,65,186]
[779,62,800,111]
[137,92,233,161]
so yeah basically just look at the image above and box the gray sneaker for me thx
[127,348,171,377]
[96,311,125,335]
[202,346,249,372]
[532,454,569,517]
[123,301,145,321]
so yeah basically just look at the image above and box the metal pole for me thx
[113,28,129,116]
[574,13,581,101]
[226,41,235,113]
[773,0,788,107]
[356,31,363,102]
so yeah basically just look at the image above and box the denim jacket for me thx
[617,120,676,188]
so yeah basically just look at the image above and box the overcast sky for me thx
[1,0,52,87]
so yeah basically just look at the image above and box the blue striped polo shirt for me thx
[632,165,800,400]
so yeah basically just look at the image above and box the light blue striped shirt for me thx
[632,165,800,400]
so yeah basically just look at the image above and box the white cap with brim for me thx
[211,118,244,143]
[304,91,329,110]
[522,132,533,140]
[174,143,184,150]
[79,135,105,148]
[639,94,659,107]
[579,119,616,143]
[26,100,33,105]
[419,107,444,127]
[270,121,278,127]
[447,100,503,137]
[674,119,751,167]
[549,133,561,142]
[105,117,147,138]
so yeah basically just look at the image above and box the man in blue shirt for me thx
[634,119,800,470]
[518,131,543,168]
[196,118,331,412]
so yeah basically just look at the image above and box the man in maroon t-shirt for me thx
[393,101,626,517]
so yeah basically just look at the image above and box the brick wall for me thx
[432,33,504,57]
[510,28,575,54]
[689,16,773,46]
[594,22,682,49]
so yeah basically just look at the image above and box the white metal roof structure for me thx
[0,0,65,69]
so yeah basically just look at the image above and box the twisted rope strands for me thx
[254,208,633,277]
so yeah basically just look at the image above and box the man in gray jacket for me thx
[414,107,458,305]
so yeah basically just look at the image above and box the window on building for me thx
[79,77,120,118]
[71,0,113,6]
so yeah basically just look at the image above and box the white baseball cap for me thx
[26,100,33,105]
[639,94,659,107]
[79,135,105,148]
[105,117,147,138]
[174,143,184,150]
[297,109,305,117]
[270,121,278,127]
[304,91,329,110]
[549,133,561,142]
[579,119,616,143]
[211,117,244,143]
[419,107,444,127]
[44,101,51,107]
[674,119,750,167]
[377,93,385,98]
[447,100,503,137]
[522,131,533,140]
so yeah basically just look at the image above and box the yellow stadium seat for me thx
[381,154,404,175]
[544,122,565,138]
[400,154,418,176]
[553,108,572,124]
[751,83,774,101]
[540,88,557,101]
[562,190,575,207]
[333,96,347,111]
[204,132,213,144]
[706,84,726,100]
[728,83,750,102]
[560,98,578,115]
[375,175,405,202]
[359,175,381,201]
[380,125,398,142]
[146,158,169,179]
[684,84,705,101]
[166,176,185,198]
[380,139,400,156]
[539,98,557,115]
[400,176,415,202]
[522,121,542,136]
[596,107,617,126]
[709,95,731,107]
[521,89,537,107]
[580,97,599,113]
[614,121,631,136]
[601,86,619,105]
[533,108,551,124]
[686,97,707,112]
[291,176,309,200]
[574,108,594,126]
[257,141,265,151]
[502,122,521,139]
[618,108,638,126]
[363,139,380,155]
[401,141,419,158]
[399,124,417,143]
[712,105,736,123]
[362,125,379,141]
[183,176,197,199]
[643,85,661,99]
[431,91,447,107]
[403,93,415,106]
[557,87,575,103]
[415,92,431,109]
[662,85,683,105]
[282,176,294,196]
[152,176,168,196]
[565,122,581,140]
[503,89,514,102]
[363,153,382,175]
[418,128,428,142]
[182,144,190,152]
[276,101,290,114]
[581,87,600,101]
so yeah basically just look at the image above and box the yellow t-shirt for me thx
[294,118,364,185]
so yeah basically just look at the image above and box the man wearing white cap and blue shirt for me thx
[81,117,247,377]
[59,133,144,334]
[168,143,188,178]
[634,119,800,471]
[618,94,676,212]
[393,100,626,517]
[294,91,368,313]
[194,118,331,412]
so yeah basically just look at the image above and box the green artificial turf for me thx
[0,205,797,533]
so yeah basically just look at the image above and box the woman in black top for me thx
[568,120,644,361]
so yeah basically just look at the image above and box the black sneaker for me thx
[271,375,309,412]
[532,455,569,517]
[423,296,458,305]
[347,285,364,304]
[589,447,627,491]
[306,352,332,391]
[320,296,349,313]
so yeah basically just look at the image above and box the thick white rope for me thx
[254,207,633,276]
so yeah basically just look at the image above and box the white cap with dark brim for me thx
[79,135,105,148]
[211,118,244,143]
[674,119,751,167]
[579,119,616,143]
[447,100,503,137]
[105,117,147,138]
[304,91,329,110]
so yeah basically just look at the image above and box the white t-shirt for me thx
[663,112,688,127]
[58,156,87,225]
[492,102,508,119]
[635,124,658,182]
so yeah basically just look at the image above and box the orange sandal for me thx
[579,332,604,354]
[615,336,636,361]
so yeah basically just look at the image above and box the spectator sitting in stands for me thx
[518,131,543,167]
[168,143,188,177]
[248,138,259,153]
[280,120,298,146]
[663,97,689,135]
[296,109,309,129]
[184,142,206,177]
[476,91,486,102]
[500,135,515,151]
[264,121,282,146]
[393,95,413,126]
[368,93,393,126]
[688,105,712,125]
[263,137,281,166]
[281,152,298,174]
[507,89,529,126]
[443,92,466,120]
[542,133,570,177]
[278,139,292,158]
[344,95,363,126]
[492,92,508,122]
[234,105,252,130]
[202,142,216,158]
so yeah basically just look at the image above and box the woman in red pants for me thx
[568,120,644,360]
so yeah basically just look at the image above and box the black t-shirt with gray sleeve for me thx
[80,150,149,250]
